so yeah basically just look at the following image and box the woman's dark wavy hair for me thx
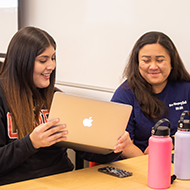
[0,26,56,138]
[123,31,190,120]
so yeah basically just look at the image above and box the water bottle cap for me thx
[153,126,170,136]
[178,120,190,130]
[178,111,190,130]
[152,118,171,136]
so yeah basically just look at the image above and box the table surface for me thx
[1,155,190,190]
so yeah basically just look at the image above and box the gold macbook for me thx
[48,92,132,154]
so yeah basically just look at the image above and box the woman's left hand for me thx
[144,146,149,155]
[113,131,132,153]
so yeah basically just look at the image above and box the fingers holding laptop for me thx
[29,118,68,149]
[114,131,132,153]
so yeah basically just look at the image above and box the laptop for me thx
[48,92,132,154]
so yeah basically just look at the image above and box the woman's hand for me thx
[144,146,149,155]
[29,118,68,149]
[113,131,132,153]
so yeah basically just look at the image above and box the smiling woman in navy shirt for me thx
[111,31,190,159]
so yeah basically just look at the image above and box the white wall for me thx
[18,0,190,169]
[19,0,190,101]
[0,0,18,54]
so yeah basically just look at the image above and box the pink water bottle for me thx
[148,118,172,189]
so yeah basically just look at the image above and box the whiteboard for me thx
[19,0,190,91]
[0,0,18,54]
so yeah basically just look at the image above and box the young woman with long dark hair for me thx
[0,26,130,185]
[112,31,190,158]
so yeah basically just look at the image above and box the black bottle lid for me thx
[152,118,170,136]
[154,126,170,136]
[178,111,190,130]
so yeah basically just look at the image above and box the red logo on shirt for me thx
[7,109,49,139]
[7,112,17,139]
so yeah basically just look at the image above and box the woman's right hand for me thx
[29,118,68,149]
[121,139,144,159]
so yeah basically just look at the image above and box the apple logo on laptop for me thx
[83,117,93,127]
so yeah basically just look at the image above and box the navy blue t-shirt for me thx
[111,80,190,152]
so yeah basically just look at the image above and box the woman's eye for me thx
[52,56,56,61]
[143,59,150,63]
[40,60,47,63]
[157,59,163,63]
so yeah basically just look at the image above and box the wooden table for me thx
[1,155,190,190]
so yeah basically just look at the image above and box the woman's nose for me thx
[47,59,56,70]
[149,61,158,69]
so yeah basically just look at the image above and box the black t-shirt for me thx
[0,85,120,185]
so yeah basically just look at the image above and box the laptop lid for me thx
[48,92,132,154]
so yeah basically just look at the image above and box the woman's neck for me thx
[152,80,168,94]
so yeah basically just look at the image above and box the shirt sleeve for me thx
[111,82,136,140]
[0,93,38,176]
[0,134,38,176]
